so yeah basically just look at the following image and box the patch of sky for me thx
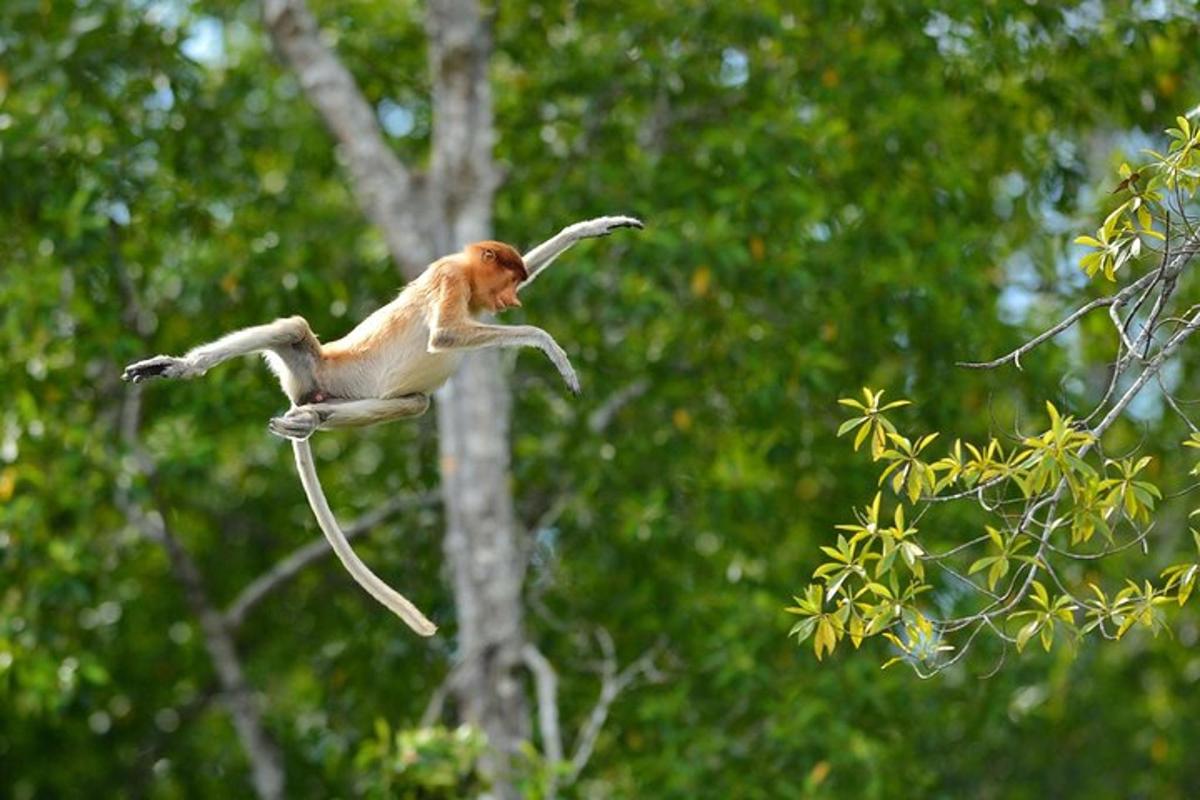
[182,17,224,65]
[719,48,748,88]
[378,99,416,138]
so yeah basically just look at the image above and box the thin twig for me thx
[587,379,651,433]
[566,630,665,783]
[1157,373,1199,433]
[117,390,286,800]
[521,644,564,800]
[419,668,457,728]
[958,271,1155,370]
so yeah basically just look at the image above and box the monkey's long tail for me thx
[291,439,438,636]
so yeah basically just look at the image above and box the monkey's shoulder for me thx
[424,255,475,285]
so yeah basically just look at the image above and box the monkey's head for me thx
[466,241,527,312]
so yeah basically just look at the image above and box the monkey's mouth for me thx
[494,296,522,311]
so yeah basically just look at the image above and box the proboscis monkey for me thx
[124,216,643,635]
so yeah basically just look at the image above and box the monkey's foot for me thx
[268,407,322,441]
[122,355,201,383]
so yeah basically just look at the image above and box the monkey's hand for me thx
[268,406,324,441]
[578,215,643,236]
[520,215,644,287]
[538,337,581,395]
[122,355,203,383]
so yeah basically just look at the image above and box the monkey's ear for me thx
[482,248,496,262]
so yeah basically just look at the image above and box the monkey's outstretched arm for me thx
[123,316,319,383]
[269,395,431,441]
[520,215,643,288]
[429,322,580,394]
[292,439,437,636]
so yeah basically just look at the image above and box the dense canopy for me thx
[3,0,1200,797]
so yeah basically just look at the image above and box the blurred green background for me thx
[3,0,1200,797]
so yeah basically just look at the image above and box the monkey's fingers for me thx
[557,361,581,395]
[538,342,581,395]
[122,355,193,383]
[604,215,643,231]
[582,215,642,236]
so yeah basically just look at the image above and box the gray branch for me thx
[958,270,1157,370]
[418,667,458,728]
[261,0,433,273]
[522,633,665,795]
[1093,306,1200,435]
[566,629,665,783]
[587,379,651,433]
[521,644,564,799]
[118,389,285,800]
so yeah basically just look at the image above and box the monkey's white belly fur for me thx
[319,312,463,400]
[371,325,463,397]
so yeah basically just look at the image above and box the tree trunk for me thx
[426,3,530,795]
[264,0,530,793]
[435,358,529,784]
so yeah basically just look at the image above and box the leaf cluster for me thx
[791,392,1197,671]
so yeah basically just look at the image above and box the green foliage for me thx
[5,0,1200,797]
[837,388,910,459]
[794,385,1200,671]
[353,723,489,799]
[793,116,1200,675]
[1074,115,1199,280]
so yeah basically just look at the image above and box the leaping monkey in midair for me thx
[124,216,643,635]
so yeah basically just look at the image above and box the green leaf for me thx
[1015,619,1040,652]
[837,417,868,437]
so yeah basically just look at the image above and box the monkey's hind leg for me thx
[268,395,431,441]
[123,316,318,384]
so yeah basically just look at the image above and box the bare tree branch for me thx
[521,644,564,799]
[958,270,1157,370]
[1095,307,1200,434]
[1157,372,1199,432]
[117,388,285,800]
[261,0,433,273]
[588,379,651,433]
[419,667,458,728]
[566,630,665,783]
